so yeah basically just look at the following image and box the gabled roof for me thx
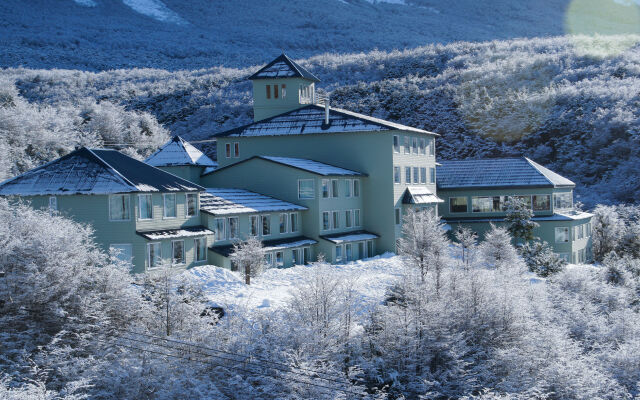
[213,104,436,138]
[436,158,575,190]
[0,147,204,196]
[259,156,365,176]
[248,53,320,82]
[145,136,217,168]
[200,188,307,216]
[402,186,444,204]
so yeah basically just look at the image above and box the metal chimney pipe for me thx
[324,97,330,125]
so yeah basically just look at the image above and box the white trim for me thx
[138,193,153,220]
[345,209,353,228]
[162,193,177,219]
[233,142,240,158]
[108,194,131,222]
[353,179,360,197]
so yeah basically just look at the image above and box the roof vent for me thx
[324,97,330,125]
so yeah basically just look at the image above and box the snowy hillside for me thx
[0,0,573,70]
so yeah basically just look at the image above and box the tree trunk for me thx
[245,262,251,285]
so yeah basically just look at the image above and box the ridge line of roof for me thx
[257,155,366,176]
[86,148,139,190]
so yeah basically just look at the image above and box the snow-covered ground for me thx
[182,253,405,314]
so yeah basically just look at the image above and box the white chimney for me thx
[324,96,330,125]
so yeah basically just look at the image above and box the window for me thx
[394,166,401,184]
[265,253,273,267]
[214,218,225,241]
[514,195,532,209]
[147,243,162,269]
[279,213,288,234]
[275,251,284,268]
[298,179,315,199]
[413,167,419,184]
[290,213,299,232]
[577,224,584,239]
[393,135,400,153]
[110,194,131,221]
[419,138,426,155]
[354,209,361,226]
[195,238,207,262]
[281,84,286,98]
[472,197,493,213]
[250,215,259,236]
[48,196,57,213]
[227,217,239,239]
[395,208,401,224]
[335,245,343,262]
[332,211,339,229]
[405,167,411,183]
[586,222,592,237]
[429,138,435,156]
[186,193,198,217]
[420,168,426,184]
[292,249,301,265]
[412,138,418,154]
[233,142,239,158]
[110,244,133,266]
[322,179,330,198]
[266,85,271,99]
[274,84,279,99]
[225,143,231,158]
[163,194,176,218]
[557,253,570,262]
[345,243,353,261]
[344,179,352,197]
[331,180,339,198]
[430,167,436,184]
[353,179,360,197]
[172,240,185,266]
[358,242,365,260]
[533,195,551,211]
[345,210,353,228]
[554,192,573,210]
[322,211,330,231]
[139,194,153,220]
[492,196,505,212]
[367,240,374,258]
[450,197,468,213]
[303,247,310,264]
[261,215,271,236]
[555,227,570,243]
[404,136,410,154]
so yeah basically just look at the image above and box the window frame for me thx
[266,84,271,99]
[322,179,330,198]
[322,211,330,231]
[354,209,361,227]
[472,196,493,213]
[429,167,436,184]
[331,179,339,198]
[395,208,402,225]
[405,167,411,184]
[171,240,185,266]
[48,196,57,212]
[225,143,231,158]
[162,193,177,219]
[261,214,271,236]
[194,237,207,263]
[250,215,259,236]
[412,137,418,154]
[449,197,468,213]
[345,209,353,228]
[393,135,400,153]
[393,166,401,184]
[138,194,153,220]
[332,210,340,229]
[419,138,426,155]
[292,248,301,265]
[413,167,419,184]
[275,251,284,268]
[404,136,410,154]
[147,242,162,270]
[233,142,239,158]
[279,213,288,234]
[185,193,198,217]
[344,179,352,198]
[214,218,226,241]
[532,194,551,212]
[227,217,239,240]
[353,179,360,197]
[555,227,570,243]
[298,179,315,200]
[109,194,131,222]
[289,212,299,233]
[429,138,435,156]
[420,167,427,184]
[281,84,286,98]
[335,245,343,263]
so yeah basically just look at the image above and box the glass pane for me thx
[331,180,339,197]
[148,243,162,268]
[322,180,330,198]
[345,210,352,228]
[290,213,298,232]
[533,195,551,211]
[353,180,360,197]
[345,180,352,197]
[172,241,184,265]
[323,212,330,230]
[262,215,271,235]
[299,180,314,199]
[450,197,468,213]
[472,197,492,213]
[164,194,176,218]
[228,217,238,239]
[186,194,197,216]
[279,214,287,233]
[354,210,360,226]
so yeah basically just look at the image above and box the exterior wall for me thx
[252,78,314,121]
[156,165,206,185]
[23,192,210,274]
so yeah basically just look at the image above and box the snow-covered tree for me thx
[454,225,477,270]
[520,240,566,277]
[591,205,627,261]
[479,224,521,269]
[504,196,538,244]
[229,236,266,285]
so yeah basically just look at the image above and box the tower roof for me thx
[248,53,320,82]
[145,136,217,168]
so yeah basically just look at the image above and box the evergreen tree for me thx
[504,197,539,244]
[229,236,266,285]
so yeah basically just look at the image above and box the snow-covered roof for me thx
[0,148,204,196]
[444,211,593,224]
[209,236,317,258]
[145,136,217,168]
[320,230,379,244]
[137,226,214,241]
[259,156,365,176]
[248,53,320,82]
[402,186,444,204]
[213,104,436,138]
[436,158,575,190]
[200,188,307,216]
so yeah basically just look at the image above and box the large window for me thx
[472,197,493,213]
[110,194,131,221]
[279,213,288,234]
[331,180,339,198]
[322,179,330,198]
[393,135,400,153]
[195,238,207,262]
[345,210,353,228]
[250,215,259,236]
[138,194,153,220]
[405,167,411,183]
[394,166,401,184]
[322,211,330,231]
[555,227,570,243]
[290,213,299,232]
[186,193,198,217]
[298,179,315,199]
[147,243,162,269]
[214,218,225,241]
[228,217,239,239]
[163,193,176,218]
[449,197,468,213]
[172,240,185,266]
[554,192,573,210]
[492,196,505,212]
[533,195,551,211]
[262,215,271,236]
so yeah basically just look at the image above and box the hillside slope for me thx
[0,0,571,70]
[2,36,639,207]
